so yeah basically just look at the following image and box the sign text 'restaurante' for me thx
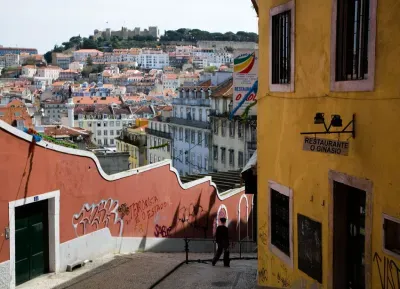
[302,137,349,156]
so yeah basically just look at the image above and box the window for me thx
[238,123,243,138]
[213,119,219,135]
[104,122,107,127]
[199,109,203,121]
[97,130,101,136]
[179,127,183,140]
[104,139,108,146]
[98,139,102,145]
[221,120,227,137]
[116,121,121,126]
[269,181,293,266]
[88,122,92,127]
[110,139,114,145]
[191,130,195,144]
[221,148,226,164]
[97,122,101,127]
[331,0,376,91]
[229,149,234,166]
[204,133,209,147]
[179,150,183,162]
[383,215,400,258]
[229,121,235,137]
[270,0,295,92]
[213,145,218,160]
[104,130,108,136]
[198,131,202,146]
[110,130,114,136]
[110,121,114,127]
[204,157,208,171]
[238,152,244,167]
[185,128,189,142]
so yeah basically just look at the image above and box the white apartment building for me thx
[162,73,180,91]
[1,54,20,67]
[171,87,212,176]
[73,49,103,62]
[192,57,208,69]
[21,65,37,77]
[36,66,61,81]
[42,99,66,121]
[138,50,169,69]
[67,99,136,147]
[213,52,233,65]
[69,62,84,71]
[146,114,172,164]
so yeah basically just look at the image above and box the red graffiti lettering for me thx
[154,224,172,238]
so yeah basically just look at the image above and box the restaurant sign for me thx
[302,137,349,156]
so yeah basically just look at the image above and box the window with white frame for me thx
[269,181,293,267]
[331,0,377,91]
[383,214,400,257]
[270,0,295,92]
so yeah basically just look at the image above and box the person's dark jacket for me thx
[215,225,229,248]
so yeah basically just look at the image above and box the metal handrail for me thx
[183,238,256,264]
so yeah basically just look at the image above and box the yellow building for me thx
[116,123,148,169]
[257,0,400,288]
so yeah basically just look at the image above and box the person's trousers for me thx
[212,244,230,266]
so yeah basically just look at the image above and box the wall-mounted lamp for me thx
[301,113,356,139]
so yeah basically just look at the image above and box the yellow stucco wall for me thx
[258,0,400,288]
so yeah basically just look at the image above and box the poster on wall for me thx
[232,49,258,116]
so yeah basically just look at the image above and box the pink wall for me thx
[0,122,253,263]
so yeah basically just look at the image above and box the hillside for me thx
[44,28,258,63]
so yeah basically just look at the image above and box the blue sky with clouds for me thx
[0,0,258,53]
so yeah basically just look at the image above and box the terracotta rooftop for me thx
[72,97,121,105]
[210,78,233,98]
[43,125,90,137]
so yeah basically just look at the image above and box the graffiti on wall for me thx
[374,252,400,289]
[178,201,209,236]
[259,222,268,246]
[72,198,123,237]
[258,267,268,284]
[125,196,168,232]
[154,224,172,238]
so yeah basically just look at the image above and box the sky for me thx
[0,0,258,54]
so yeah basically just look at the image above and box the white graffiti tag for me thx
[72,198,124,237]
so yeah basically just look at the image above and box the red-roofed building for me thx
[0,99,33,129]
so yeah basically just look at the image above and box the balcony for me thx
[247,141,257,150]
[172,98,211,107]
[145,128,171,139]
[170,117,211,130]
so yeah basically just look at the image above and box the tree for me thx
[23,57,37,66]
[204,66,217,73]
[86,55,93,66]
[44,51,52,63]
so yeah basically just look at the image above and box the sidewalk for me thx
[17,252,257,289]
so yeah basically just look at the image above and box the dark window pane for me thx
[270,189,290,256]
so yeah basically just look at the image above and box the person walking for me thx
[212,217,230,267]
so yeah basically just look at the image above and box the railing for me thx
[148,238,257,288]
[172,98,211,107]
[247,141,257,150]
[145,128,171,139]
[183,238,257,264]
[170,117,211,129]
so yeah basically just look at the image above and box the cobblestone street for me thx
[17,253,257,289]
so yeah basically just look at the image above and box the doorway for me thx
[15,200,49,285]
[333,182,366,289]
[9,190,60,289]
[329,171,373,289]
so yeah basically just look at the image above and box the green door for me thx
[15,200,49,285]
